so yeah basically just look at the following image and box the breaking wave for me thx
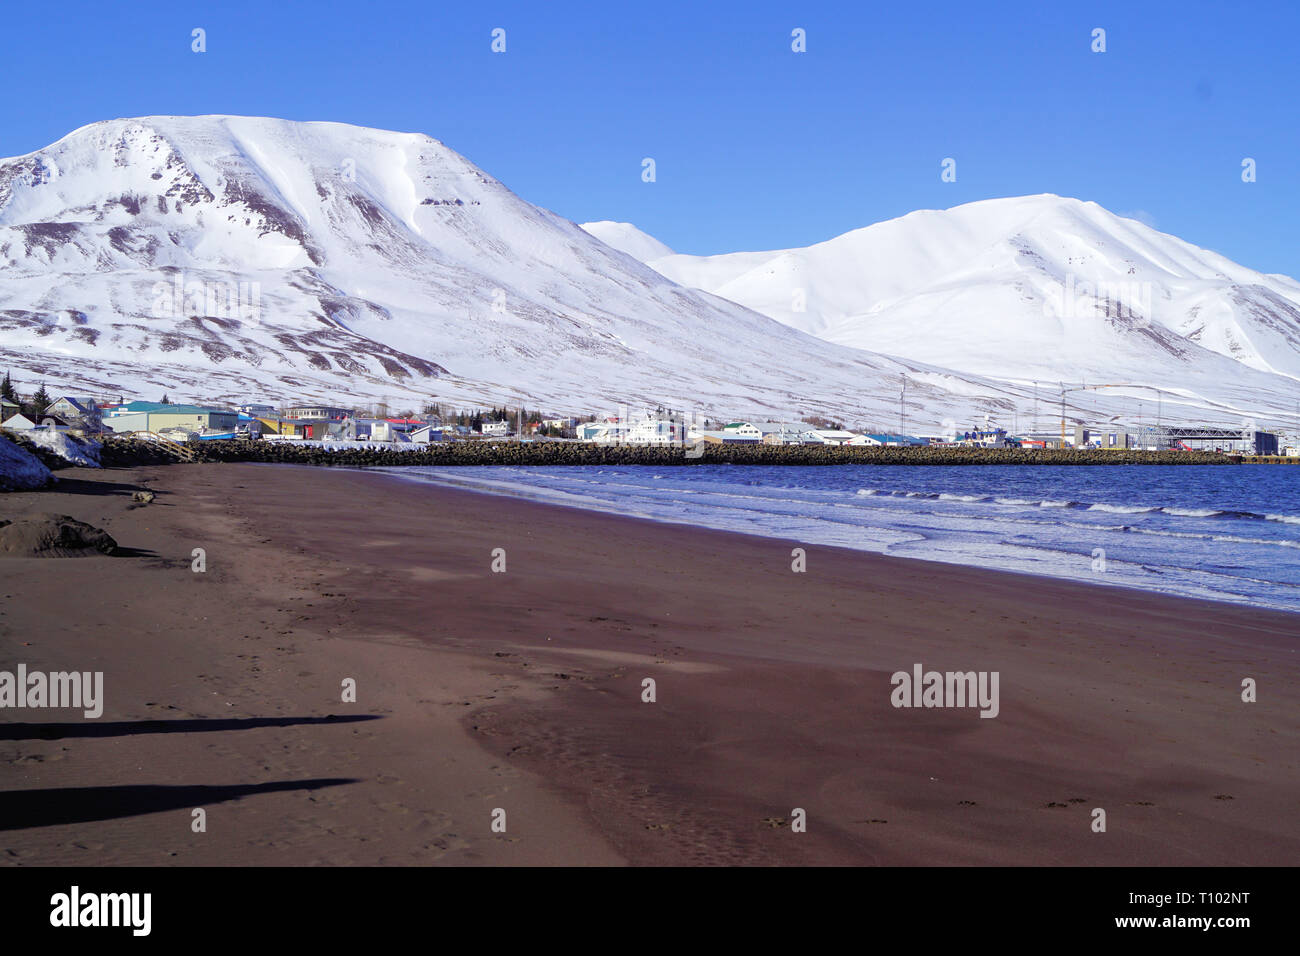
[852,487,1300,526]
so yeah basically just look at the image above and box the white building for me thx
[286,405,350,421]
[480,420,510,437]
[577,415,689,445]
[2,413,37,430]
[802,429,862,446]
[722,421,762,440]
[627,418,686,445]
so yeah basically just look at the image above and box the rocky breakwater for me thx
[182,441,1236,467]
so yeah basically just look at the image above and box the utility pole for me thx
[900,373,907,438]
[1059,382,1066,447]
[1156,389,1162,449]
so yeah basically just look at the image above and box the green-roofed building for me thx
[721,421,762,440]
[104,402,238,435]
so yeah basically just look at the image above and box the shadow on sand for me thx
[0,779,358,830]
[43,477,160,498]
[0,714,382,741]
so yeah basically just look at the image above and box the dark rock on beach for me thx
[0,513,118,557]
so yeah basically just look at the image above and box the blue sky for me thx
[2,0,1296,273]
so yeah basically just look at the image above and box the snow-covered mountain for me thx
[0,114,1068,428]
[584,197,1300,424]
[1,116,1293,430]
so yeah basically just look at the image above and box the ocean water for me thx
[377,464,1300,613]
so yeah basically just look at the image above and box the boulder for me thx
[0,513,118,556]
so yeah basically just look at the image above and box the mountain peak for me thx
[0,114,976,425]
[579,220,675,261]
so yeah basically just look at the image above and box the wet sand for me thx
[2,462,1297,865]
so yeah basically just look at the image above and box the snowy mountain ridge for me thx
[0,115,1294,430]
[1,114,1053,428]
[582,197,1300,425]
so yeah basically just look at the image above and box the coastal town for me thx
[0,376,1294,458]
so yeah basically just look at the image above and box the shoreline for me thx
[3,463,1298,865]
[364,463,1300,617]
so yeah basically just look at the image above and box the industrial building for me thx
[1161,426,1278,455]
[104,402,239,435]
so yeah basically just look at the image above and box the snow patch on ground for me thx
[23,429,102,467]
[0,435,55,491]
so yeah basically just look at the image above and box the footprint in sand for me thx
[421,832,469,857]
